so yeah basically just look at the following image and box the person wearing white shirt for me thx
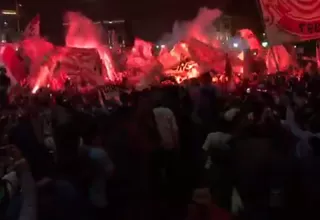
[152,106,180,197]
[153,107,179,150]
[3,158,37,220]
[282,105,320,158]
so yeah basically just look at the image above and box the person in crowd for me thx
[1,146,36,220]
[153,104,179,151]
[0,67,11,109]
[3,66,320,220]
[80,125,114,213]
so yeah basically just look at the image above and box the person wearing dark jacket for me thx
[0,67,11,108]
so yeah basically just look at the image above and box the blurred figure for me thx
[186,188,231,220]
[0,67,11,109]
[1,146,37,220]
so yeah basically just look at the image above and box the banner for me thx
[259,0,320,45]
[54,47,105,86]
[165,60,199,75]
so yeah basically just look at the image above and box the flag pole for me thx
[255,0,280,73]
[15,0,20,32]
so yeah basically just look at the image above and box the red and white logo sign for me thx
[260,0,320,42]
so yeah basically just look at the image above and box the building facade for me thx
[213,15,232,43]
[100,20,131,48]
[0,10,18,30]
[0,10,20,42]
[63,19,133,48]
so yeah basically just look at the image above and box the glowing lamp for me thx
[233,43,239,48]
[1,10,17,15]
[262,41,268,47]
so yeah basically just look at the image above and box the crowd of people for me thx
[1,65,320,220]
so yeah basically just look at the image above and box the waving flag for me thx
[266,45,291,74]
[238,29,261,50]
[23,14,40,38]
[317,40,320,68]
[259,0,320,44]
[0,44,27,84]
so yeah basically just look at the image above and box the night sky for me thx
[1,0,262,41]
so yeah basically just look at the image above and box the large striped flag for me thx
[258,0,320,45]
[23,14,40,38]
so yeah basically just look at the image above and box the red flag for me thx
[316,40,320,68]
[188,38,226,72]
[0,44,27,83]
[259,0,320,44]
[266,45,291,74]
[23,14,40,38]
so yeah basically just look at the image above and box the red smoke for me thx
[1,7,287,93]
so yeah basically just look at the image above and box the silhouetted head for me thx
[0,67,6,76]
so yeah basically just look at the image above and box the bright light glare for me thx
[1,10,17,15]
[160,45,165,48]
[233,43,239,48]
[262,42,268,47]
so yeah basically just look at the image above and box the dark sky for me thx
[1,0,262,41]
